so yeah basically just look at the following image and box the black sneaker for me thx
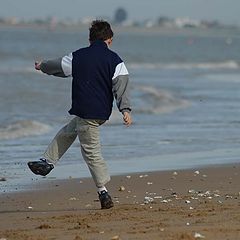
[28,159,54,176]
[98,190,114,209]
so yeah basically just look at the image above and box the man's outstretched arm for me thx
[35,53,72,78]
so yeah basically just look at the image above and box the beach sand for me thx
[0,164,239,240]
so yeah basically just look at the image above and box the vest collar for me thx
[90,40,108,48]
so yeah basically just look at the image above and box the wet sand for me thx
[0,163,239,240]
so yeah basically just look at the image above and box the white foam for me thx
[0,120,51,140]
[0,61,238,75]
[105,86,190,120]
[136,85,190,114]
[129,60,239,70]
[105,86,190,125]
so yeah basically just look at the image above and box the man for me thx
[28,20,132,209]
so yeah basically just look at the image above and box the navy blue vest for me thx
[69,41,122,120]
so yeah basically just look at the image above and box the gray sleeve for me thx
[39,53,72,78]
[40,58,67,77]
[112,74,131,113]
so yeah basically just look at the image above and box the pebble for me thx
[144,196,154,204]
[194,232,205,239]
[191,197,198,200]
[188,189,196,194]
[147,182,153,185]
[126,175,131,179]
[139,174,148,178]
[0,177,6,181]
[111,235,120,240]
[69,197,77,201]
[154,196,162,199]
[194,170,200,175]
[118,186,125,191]
[185,200,191,204]
[173,171,178,176]
[148,192,156,195]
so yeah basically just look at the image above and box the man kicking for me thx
[28,20,132,209]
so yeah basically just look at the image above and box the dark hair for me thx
[89,20,114,42]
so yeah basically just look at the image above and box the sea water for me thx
[0,26,240,191]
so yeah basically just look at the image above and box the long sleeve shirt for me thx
[40,40,131,120]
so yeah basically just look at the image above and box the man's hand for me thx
[123,112,132,126]
[35,61,42,71]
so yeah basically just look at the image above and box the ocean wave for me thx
[204,73,240,82]
[135,86,190,114]
[0,120,51,140]
[0,66,37,74]
[0,60,238,75]
[106,86,190,122]
[129,60,239,70]
[0,60,239,75]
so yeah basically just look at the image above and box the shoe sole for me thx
[28,162,53,176]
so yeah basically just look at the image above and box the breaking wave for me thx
[135,86,190,114]
[107,85,190,125]
[0,120,51,140]
[129,60,239,70]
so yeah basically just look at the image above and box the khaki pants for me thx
[43,117,110,187]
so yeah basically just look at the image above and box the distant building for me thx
[200,20,222,29]
[175,17,200,28]
[158,16,174,28]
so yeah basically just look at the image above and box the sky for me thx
[0,0,239,25]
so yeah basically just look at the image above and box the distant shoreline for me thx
[0,22,239,37]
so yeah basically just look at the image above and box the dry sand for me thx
[0,163,239,240]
